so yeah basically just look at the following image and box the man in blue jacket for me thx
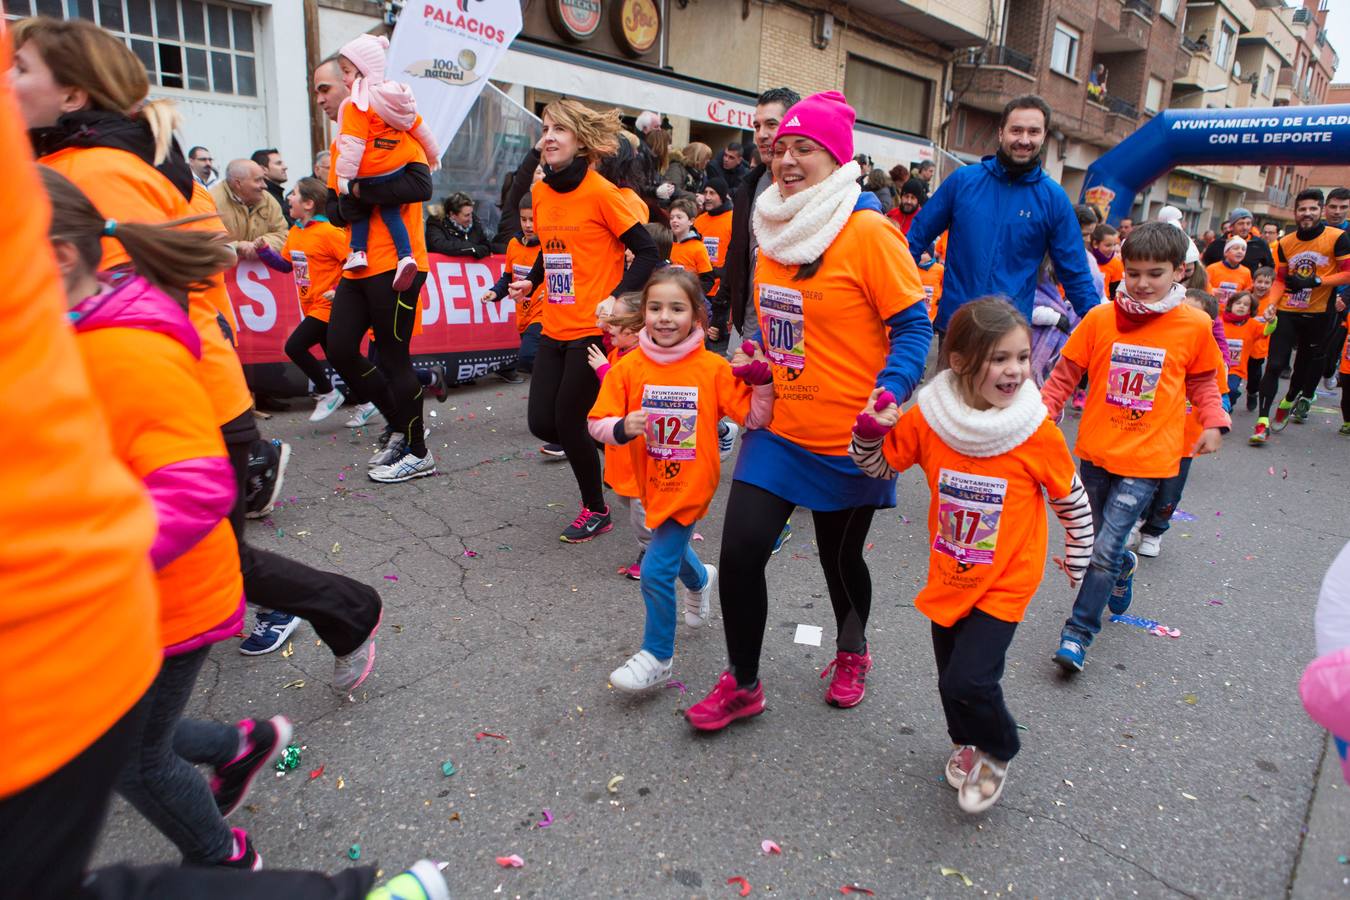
[908,95,1099,333]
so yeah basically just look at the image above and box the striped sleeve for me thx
[1048,473,1094,586]
[848,432,897,480]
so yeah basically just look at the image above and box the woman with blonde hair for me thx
[682,141,712,194]
[508,98,661,542]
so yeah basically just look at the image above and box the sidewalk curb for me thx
[1291,733,1350,898]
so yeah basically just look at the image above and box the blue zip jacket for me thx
[907,155,1099,332]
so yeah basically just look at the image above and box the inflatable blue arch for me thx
[1079,104,1350,224]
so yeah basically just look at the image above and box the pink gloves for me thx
[853,390,897,441]
[731,340,773,386]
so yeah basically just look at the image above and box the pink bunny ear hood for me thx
[340,33,390,112]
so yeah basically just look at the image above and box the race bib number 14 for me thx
[544,253,575,305]
[642,385,698,461]
[933,469,1007,566]
[759,284,805,371]
[1106,342,1166,411]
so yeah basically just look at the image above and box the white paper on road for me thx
[794,624,823,647]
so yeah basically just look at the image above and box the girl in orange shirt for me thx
[1219,291,1276,408]
[44,168,291,870]
[1244,267,1278,411]
[850,298,1093,814]
[1091,224,1122,299]
[256,177,352,422]
[589,270,774,691]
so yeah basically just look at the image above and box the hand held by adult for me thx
[854,388,898,440]
[730,340,772,385]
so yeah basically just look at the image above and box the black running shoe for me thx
[210,716,292,816]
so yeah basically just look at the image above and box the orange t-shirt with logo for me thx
[590,345,753,527]
[77,327,243,647]
[339,103,428,177]
[504,237,544,332]
[531,169,641,341]
[1182,364,1228,459]
[618,186,650,225]
[1276,227,1350,314]
[670,234,713,276]
[187,182,240,335]
[283,219,349,322]
[1059,302,1225,478]
[38,145,253,428]
[880,410,1076,626]
[919,262,944,322]
[598,346,641,499]
[693,209,733,296]
[1,85,159,797]
[1220,315,1264,382]
[1206,261,1253,307]
[754,211,924,456]
[1099,254,1123,295]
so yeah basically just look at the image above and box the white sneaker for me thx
[718,420,740,461]
[368,449,435,483]
[368,433,405,467]
[684,563,717,627]
[333,615,379,693]
[1137,533,1162,558]
[958,752,1008,814]
[346,402,380,428]
[1125,521,1142,550]
[609,649,671,692]
[343,250,368,271]
[309,388,345,422]
[1326,375,1341,392]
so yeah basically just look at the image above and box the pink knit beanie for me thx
[340,34,389,84]
[773,91,856,165]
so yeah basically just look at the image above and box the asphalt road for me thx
[93,377,1350,898]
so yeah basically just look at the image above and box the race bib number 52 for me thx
[290,250,311,291]
[759,284,805,371]
[544,253,575,305]
[1106,342,1166,411]
[642,385,698,461]
[934,469,1007,566]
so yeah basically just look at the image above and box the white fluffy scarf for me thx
[752,160,862,265]
[917,369,1047,458]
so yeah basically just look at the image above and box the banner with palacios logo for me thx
[387,1,524,154]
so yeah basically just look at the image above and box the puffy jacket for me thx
[427,215,491,258]
[907,155,1098,331]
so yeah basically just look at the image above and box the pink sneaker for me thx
[623,555,642,580]
[684,670,765,732]
[821,648,872,708]
[219,827,262,870]
[391,255,418,292]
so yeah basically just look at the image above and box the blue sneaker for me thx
[1108,550,1138,615]
[771,520,792,555]
[239,609,301,655]
[1053,637,1085,673]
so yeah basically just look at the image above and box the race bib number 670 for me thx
[544,252,575,305]
[759,284,805,371]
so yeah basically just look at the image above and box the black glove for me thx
[1284,272,1321,292]
[1056,314,1072,335]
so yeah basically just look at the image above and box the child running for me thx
[1092,224,1122,299]
[43,167,291,869]
[255,176,351,421]
[849,298,1093,813]
[334,34,440,291]
[587,293,650,579]
[1206,237,1252,307]
[1244,267,1277,411]
[588,269,774,690]
[483,194,546,374]
[1040,222,1229,672]
[1219,291,1276,410]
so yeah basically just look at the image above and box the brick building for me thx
[1304,82,1350,199]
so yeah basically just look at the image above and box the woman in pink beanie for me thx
[686,91,934,730]
[1300,541,1350,784]
[335,33,441,291]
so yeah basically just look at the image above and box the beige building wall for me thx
[666,0,764,94]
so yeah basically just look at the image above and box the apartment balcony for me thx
[1174,44,1194,79]
[1249,185,1295,222]
[951,45,1038,115]
[850,0,991,47]
[1095,0,1153,53]
[956,44,1035,74]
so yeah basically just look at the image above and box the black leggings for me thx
[718,480,877,686]
[327,271,427,456]
[284,315,333,393]
[527,334,606,511]
[1258,309,1334,416]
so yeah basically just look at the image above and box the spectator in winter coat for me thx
[210,159,287,260]
[1202,206,1275,275]
[887,178,927,234]
[864,169,895,212]
[718,142,750,191]
[426,192,490,258]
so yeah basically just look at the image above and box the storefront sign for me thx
[706,97,756,129]
[1167,173,1194,199]
[613,0,660,56]
[549,0,604,42]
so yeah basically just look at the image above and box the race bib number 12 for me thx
[759,284,805,371]
[544,253,575,305]
[1106,342,1166,411]
[933,469,1007,566]
[642,385,698,461]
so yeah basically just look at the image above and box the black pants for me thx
[328,271,428,456]
[718,480,877,685]
[1323,311,1347,380]
[1259,309,1334,416]
[527,334,606,511]
[285,315,333,393]
[225,422,382,657]
[327,163,432,228]
[931,609,1020,762]
[1342,372,1350,421]
[82,866,375,899]
[1245,356,1264,404]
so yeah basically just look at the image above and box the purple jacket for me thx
[1030,278,1082,386]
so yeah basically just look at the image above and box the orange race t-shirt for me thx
[1059,302,1225,478]
[1206,260,1253,307]
[1100,254,1123,296]
[590,345,753,527]
[504,236,544,332]
[1,76,159,798]
[598,345,641,499]
[1252,293,1277,359]
[531,169,641,341]
[1276,227,1350,313]
[693,208,733,296]
[1220,315,1265,382]
[283,218,349,322]
[669,234,713,276]
[935,230,949,262]
[1339,327,1350,376]
[754,211,924,456]
[618,186,650,225]
[339,104,429,178]
[77,327,243,647]
[880,410,1075,626]
[1182,363,1228,460]
[39,145,253,427]
[919,261,944,322]
[187,182,240,335]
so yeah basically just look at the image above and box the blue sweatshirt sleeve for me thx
[905,174,956,263]
[1048,189,1099,318]
[876,304,933,403]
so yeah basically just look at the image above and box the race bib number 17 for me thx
[544,253,575,305]
[1106,342,1166,412]
[642,385,698,461]
[934,469,1007,566]
[759,284,805,371]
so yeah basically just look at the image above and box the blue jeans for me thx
[1227,372,1243,408]
[1140,456,1192,538]
[518,321,542,373]
[640,519,707,660]
[347,169,413,258]
[1062,461,1160,646]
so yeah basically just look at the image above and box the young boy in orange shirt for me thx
[484,194,546,373]
[668,197,715,300]
[1040,223,1229,672]
[1206,237,1253,307]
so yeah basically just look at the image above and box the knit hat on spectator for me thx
[1226,207,1253,225]
[340,34,389,85]
[900,177,929,206]
[338,34,415,129]
[773,91,856,165]
[704,172,730,204]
